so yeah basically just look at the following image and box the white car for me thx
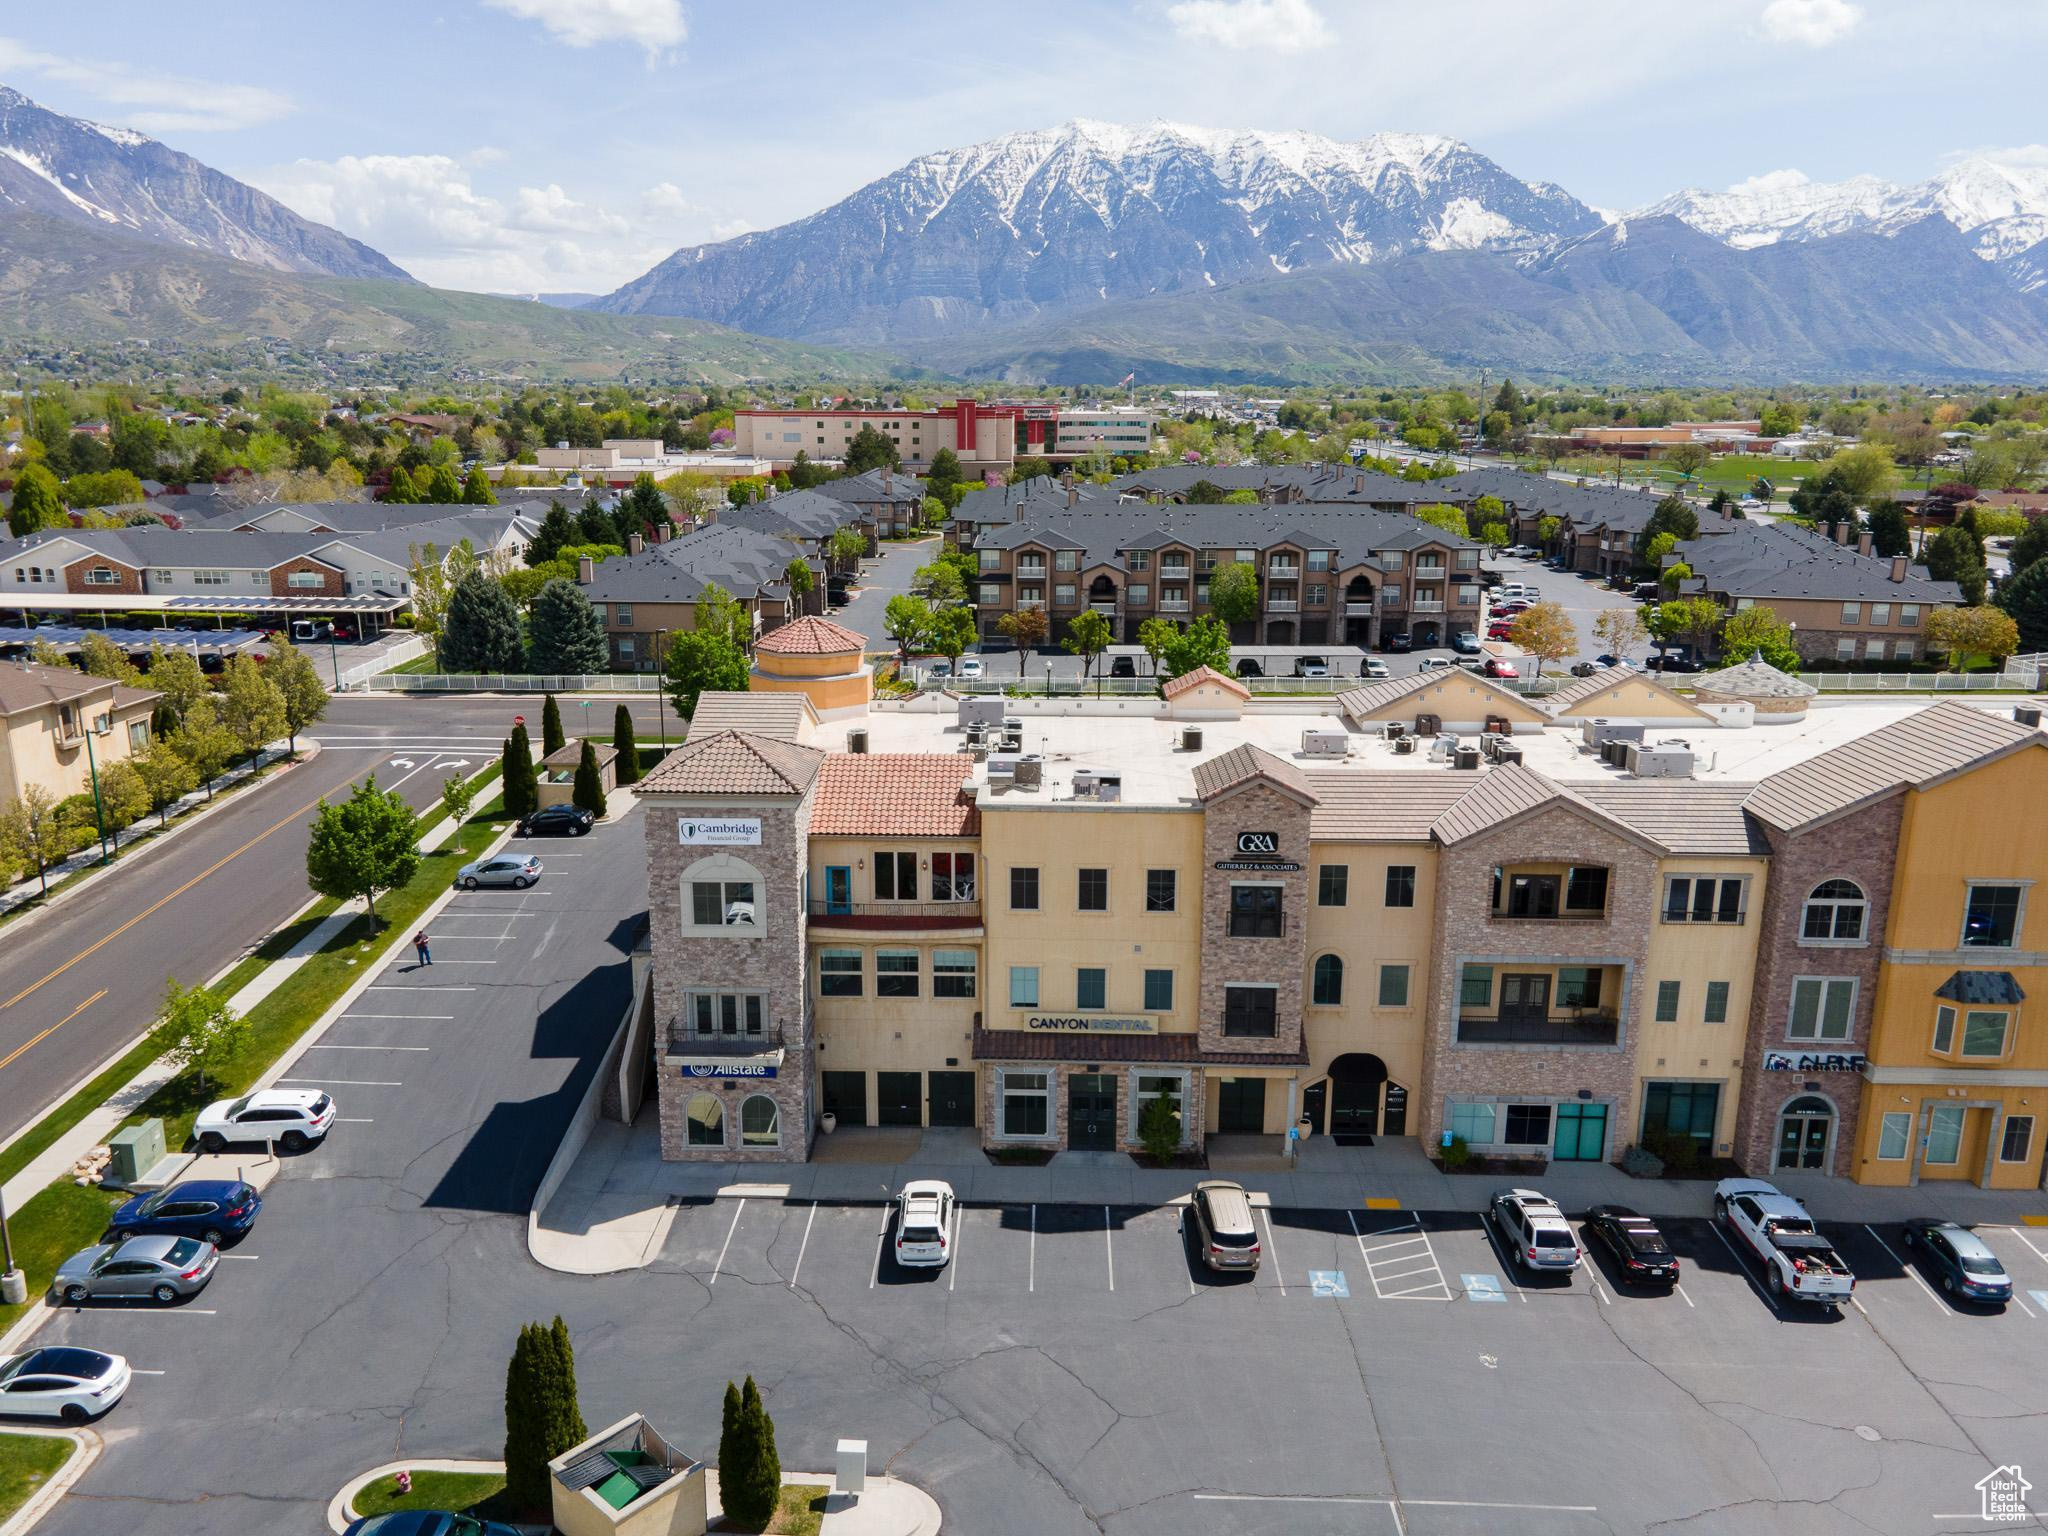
[1418,656,1456,672]
[0,1347,131,1423]
[893,1179,956,1269]
[193,1089,336,1154]
[1487,1187,1582,1273]
[957,658,985,680]
[1362,659,1391,679]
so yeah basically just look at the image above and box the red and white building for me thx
[733,401,1153,475]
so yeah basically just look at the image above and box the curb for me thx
[0,739,315,938]
[0,1427,97,1536]
[326,1458,506,1535]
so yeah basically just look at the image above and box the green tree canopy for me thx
[460,466,497,505]
[144,645,209,724]
[527,503,579,567]
[1995,557,2048,652]
[439,570,527,671]
[572,737,608,818]
[423,463,463,503]
[6,462,65,536]
[527,580,609,673]
[1157,615,1233,680]
[1924,524,1988,606]
[2010,515,2048,576]
[502,724,538,820]
[1787,468,1859,536]
[845,424,900,474]
[1637,495,1701,557]
[884,594,934,658]
[617,472,668,537]
[1413,503,1469,538]
[1719,604,1802,672]
[1208,560,1260,625]
[144,976,246,1095]
[612,703,641,785]
[663,627,749,721]
[219,655,287,765]
[1865,502,1912,559]
[304,774,419,922]
[541,692,565,756]
[1063,609,1114,681]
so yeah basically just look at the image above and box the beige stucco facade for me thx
[0,664,159,808]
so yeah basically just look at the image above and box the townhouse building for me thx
[628,632,2048,1188]
[577,522,801,672]
[0,660,160,806]
[965,504,1488,650]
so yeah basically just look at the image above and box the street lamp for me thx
[0,1184,24,1305]
[82,716,111,865]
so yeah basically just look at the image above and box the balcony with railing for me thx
[1415,561,1447,579]
[1410,597,1445,614]
[1265,598,1298,614]
[1455,1009,1620,1047]
[1158,598,1190,613]
[1490,867,1610,923]
[1343,600,1374,616]
[1160,562,1191,578]
[809,897,983,931]
[667,1024,788,1057]
[1016,597,1045,610]
[1267,560,1300,579]
[1089,600,1118,615]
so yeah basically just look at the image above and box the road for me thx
[0,694,675,1150]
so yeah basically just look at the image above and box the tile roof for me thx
[1335,669,1538,720]
[1572,782,1770,855]
[684,691,815,742]
[754,615,867,656]
[636,728,824,796]
[808,755,980,837]
[1693,654,1817,699]
[1428,763,1660,851]
[1161,665,1249,702]
[1304,772,1474,840]
[1191,742,1318,805]
[1539,664,1709,720]
[1744,701,2042,832]
[972,1030,1307,1065]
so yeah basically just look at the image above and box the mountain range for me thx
[5,89,2048,384]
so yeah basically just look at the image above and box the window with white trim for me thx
[1447,1101,1495,1146]
[1800,879,1867,943]
[876,950,920,999]
[740,1093,780,1147]
[933,949,976,999]
[683,991,765,1039]
[819,950,862,997]
[1876,1111,1910,1160]
[1787,977,1855,1042]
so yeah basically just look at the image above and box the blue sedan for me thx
[1902,1217,2013,1306]
[344,1512,522,1536]
[108,1181,261,1246]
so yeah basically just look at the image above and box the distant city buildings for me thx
[732,401,1155,474]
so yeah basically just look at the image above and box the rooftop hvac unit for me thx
[1626,742,1695,779]
[2018,705,2043,728]
[1013,754,1044,788]
[1581,719,1644,750]
[959,696,1006,728]
[1301,729,1349,759]
[1454,745,1482,770]
[1416,713,1441,737]
[847,727,869,754]
[1601,739,1629,766]
[1095,774,1122,802]
[1072,769,1098,796]
[963,724,987,748]
[1485,714,1511,735]
[1383,721,1407,740]
[1180,726,1204,752]
[986,753,1019,786]
[1393,734,1418,755]
[1495,742,1524,765]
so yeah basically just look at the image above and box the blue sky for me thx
[3,0,2045,295]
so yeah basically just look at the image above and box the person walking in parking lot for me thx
[413,930,432,967]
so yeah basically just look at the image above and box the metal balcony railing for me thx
[668,1025,787,1056]
[1455,1011,1619,1047]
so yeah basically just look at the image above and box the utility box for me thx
[835,1440,868,1498]
[108,1120,166,1186]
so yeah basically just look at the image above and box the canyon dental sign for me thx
[1024,1015,1160,1035]
[679,817,762,846]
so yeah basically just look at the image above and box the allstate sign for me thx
[680,1062,778,1079]
[679,817,762,846]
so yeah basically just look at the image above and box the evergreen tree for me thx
[503,724,538,820]
[528,579,609,673]
[1865,502,1912,559]
[1925,524,1988,606]
[2010,515,2048,576]
[439,571,526,671]
[731,1376,781,1528]
[502,1323,550,1514]
[612,703,641,784]
[844,423,900,474]
[572,738,607,818]
[424,463,464,503]
[925,446,964,508]
[528,502,579,568]
[618,472,667,538]
[577,499,619,548]
[547,1316,588,1462]
[1996,557,2048,652]
[461,466,497,505]
[718,1381,747,1514]
[6,462,65,536]
[1635,495,1700,560]
[542,693,565,756]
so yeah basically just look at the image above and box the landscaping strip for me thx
[0,1432,73,1528]
[347,1469,510,1522]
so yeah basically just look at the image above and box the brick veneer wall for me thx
[976,1061,1211,1150]
[269,557,344,597]
[1730,795,1903,1176]
[1198,782,1312,1060]
[1417,807,1660,1159]
[644,787,815,1162]
[64,557,141,595]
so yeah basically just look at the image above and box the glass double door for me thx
[1067,1074,1117,1150]
[1552,1102,1607,1161]
[1775,1097,1833,1171]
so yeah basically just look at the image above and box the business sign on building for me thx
[1762,1051,1867,1073]
[1024,1015,1159,1036]
[679,817,761,846]
[1236,831,1280,856]
[679,1062,778,1079]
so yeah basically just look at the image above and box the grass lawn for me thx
[716,1483,829,1535]
[383,651,446,675]
[350,1469,509,1521]
[0,1433,75,1525]
[0,778,506,1334]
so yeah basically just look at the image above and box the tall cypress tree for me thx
[612,703,641,784]
[547,1316,588,1459]
[718,1380,748,1516]
[542,692,565,756]
[503,1322,549,1512]
[504,723,538,819]
[572,738,607,818]
[728,1375,781,1527]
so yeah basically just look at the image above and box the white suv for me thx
[194,1089,337,1154]
[1488,1187,1581,1273]
[893,1180,956,1269]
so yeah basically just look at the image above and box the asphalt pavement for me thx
[0,694,676,1150]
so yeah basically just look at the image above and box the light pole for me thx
[0,1184,23,1304]
[82,718,111,865]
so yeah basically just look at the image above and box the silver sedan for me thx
[456,853,542,890]
[54,1234,218,1305]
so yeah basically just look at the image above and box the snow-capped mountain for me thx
[1636,156,2048,287]
[595,119,1603,340]
[0,85,412,282]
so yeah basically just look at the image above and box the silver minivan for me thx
[1190,1180,1261,1273]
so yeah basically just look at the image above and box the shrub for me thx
[1439,1134,1471,1169]
[1138,1090,1183,1162]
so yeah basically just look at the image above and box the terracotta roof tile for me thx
[754,615,867,656]
[1190,742,1317,805]
[809,754,980,837]
[1161,665,1249,702]
[637,729,824,796]
[685,692,816,742]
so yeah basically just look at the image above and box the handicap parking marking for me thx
[1464,1273,1506,1303]
[1309,1270,1349,1298]
[2031,1289,2048,1316]
[1348,1208,1454,1302]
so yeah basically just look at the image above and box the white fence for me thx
[366,670,668,693]
[337,633,431,690]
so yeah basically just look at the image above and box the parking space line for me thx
[1998,1224,2048,1269]
[870,1203,891,1289]
[1179,1212,1196,1295]
[302,1044,431,1051]
[1865,1225,1945,1314]
[1590,1277,1611,1306]
[1029,1205,1036,1293]
[1708,1222,1780,1313]
[788,1202,817,1291]
[1674,1282,1696,1308]
[1404,1499,1599,1513]
[1849,1295,1871,1317]
[1478,1219,1528,1303]
[336,1118,374,1124]
[422,959,497,964]
[130,1369,166,1376]
[709,1198,745,1286]
[218,1255,259,1262]
[342,1015,453,1020]
[1260,1208,1284,1296]
[367,986,475,992]
[1348,1210,1453,1302]
[275,1077,400,1087]
[949,1203,964,1292]
[1103,1206,1115,1291]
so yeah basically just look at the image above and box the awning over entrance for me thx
[971,1029,1307,1066]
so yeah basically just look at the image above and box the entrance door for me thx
[1328,1053,1387,1139]
[1216,1078,1267,1135]
[1300,1080,1327,1136]
[1774,1096,1834,1171]
[876,1072,923,1127]
[821,1071,867,1127]
[1553,1103,1608,1161]
[824,866,853,915]
[1067,1074,1117,1150]
[1499,974,1551,1034]
[928,1071,976,1128]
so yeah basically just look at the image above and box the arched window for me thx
[1801,879,1867,943]
[681,853,764,934]
[741,1094,780,1148]
[1312,954,1344,1007]
[686,1093,724,1147]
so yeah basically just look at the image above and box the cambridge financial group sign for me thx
[679,817,762,846]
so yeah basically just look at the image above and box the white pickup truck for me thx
[1714,1178,1855,1307]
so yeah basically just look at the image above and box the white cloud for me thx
[480,0,686,61]
[1759,0,1863,47]
[1726,168,1812,195]
[249,152,729,294]
[1165,0,1331,54]
[0,38,292,133]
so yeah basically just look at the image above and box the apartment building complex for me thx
[629,639,2048,1190]
[963,503,1488,649]
[0,660,160,806]
[733,401,1155,475]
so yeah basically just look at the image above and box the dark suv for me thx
[519,804,595,837]
[108,1180,261,1246]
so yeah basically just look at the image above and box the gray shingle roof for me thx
[1744,701,2041,832]
[0,526,350,570]
[1675,520,1959,605]
[578,523,798,604]
[976,501,1480,577]
[1934,970,2026,1005]
[717,489,863,541]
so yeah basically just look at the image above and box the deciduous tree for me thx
[1063,609,1114,683]
[1208,561,1260,627]
[144,976,246,1096]
[662,628,749,721]
[133,740,198,826]
[1719,604,1802,672]
[219,656,286,767]
[264,639,328,754]
[0,785,84,894]
[145,645,209,723]
[996,605,1048,678]
[5,462,64,536]
[1157,615,1233,680]
[1925,605,2020,672]
[304,774,419,923]
[170,697,237,799]
[883,594,933,659]
[75,633,142,686]
[1592,607,1649,661]
[845,424,899,474]
[1507,602,1577,678]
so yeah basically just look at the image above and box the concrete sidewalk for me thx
[532,1116,2048,1273]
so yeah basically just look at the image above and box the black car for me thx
[1384,633,1413,654]
[1569,662,1598,678]
[1583,1203,1680,1286]
[518,804,594,837]
[1235,658,1263,678]
[343,1514,522,1536]
[1109,655,1138,678]
[1647,654,1701,674]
